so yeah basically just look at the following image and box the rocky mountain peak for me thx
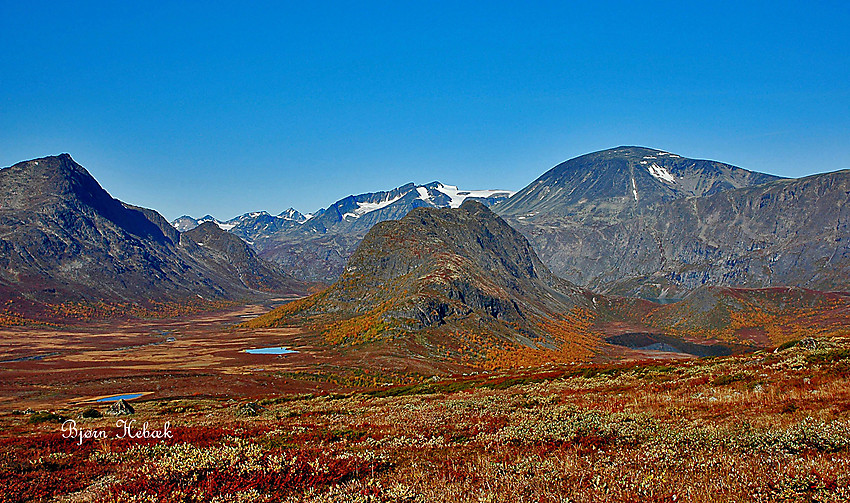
[344,200,547,285]
[0,154,308,304]
[1,154,108,208]
[250,201,589,354]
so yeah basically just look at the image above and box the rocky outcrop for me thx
[105,399,135,416]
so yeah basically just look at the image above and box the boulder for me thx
[105,399,135,416]
[235,402,265,417]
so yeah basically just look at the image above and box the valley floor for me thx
[0,305,409,413]
[0,306,848,501]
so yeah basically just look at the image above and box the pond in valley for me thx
[95,393,145,402]
[605,333,741,357]
[244,347,298,355]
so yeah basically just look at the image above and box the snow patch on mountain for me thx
[647,163,676,184]
[432,183,514,208]
[343,193,406,219]
[416,186,431,201]
[278,208,307,222]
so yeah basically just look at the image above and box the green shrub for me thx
[712,373,749,386]
[28,411,65,424]
[80,408,102,418]
[805,349,850,365]
[777,339,801,351]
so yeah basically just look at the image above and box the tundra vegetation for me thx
[2,335,849,502]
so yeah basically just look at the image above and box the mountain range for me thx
[172,146,850,298]
[0,154,307,308]
[2,147,848,360]
[171,208,311,234]
[173,181,513,283]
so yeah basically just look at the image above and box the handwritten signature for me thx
[61,419,173,446]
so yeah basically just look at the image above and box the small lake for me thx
[244,347,298,355]
[96,393,145,402]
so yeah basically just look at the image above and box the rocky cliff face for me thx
[0,154,307,303]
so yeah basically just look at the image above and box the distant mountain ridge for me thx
[172,208,312,234]
[173,181,514,283]
[0,154,307,305]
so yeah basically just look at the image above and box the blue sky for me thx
[2,1,848,220]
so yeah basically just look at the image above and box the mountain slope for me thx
[636,286,850,347]
[246,201,598,367]
[182,222,306,294]
[492,146,850,296]
[511,169,850,296]
[0,154,307,305]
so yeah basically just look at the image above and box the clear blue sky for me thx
[2,1,848,220]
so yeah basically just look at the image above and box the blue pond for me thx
[96,393,145,402]
[244,347,297,355]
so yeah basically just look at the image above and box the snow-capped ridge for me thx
[334,181,515,219]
